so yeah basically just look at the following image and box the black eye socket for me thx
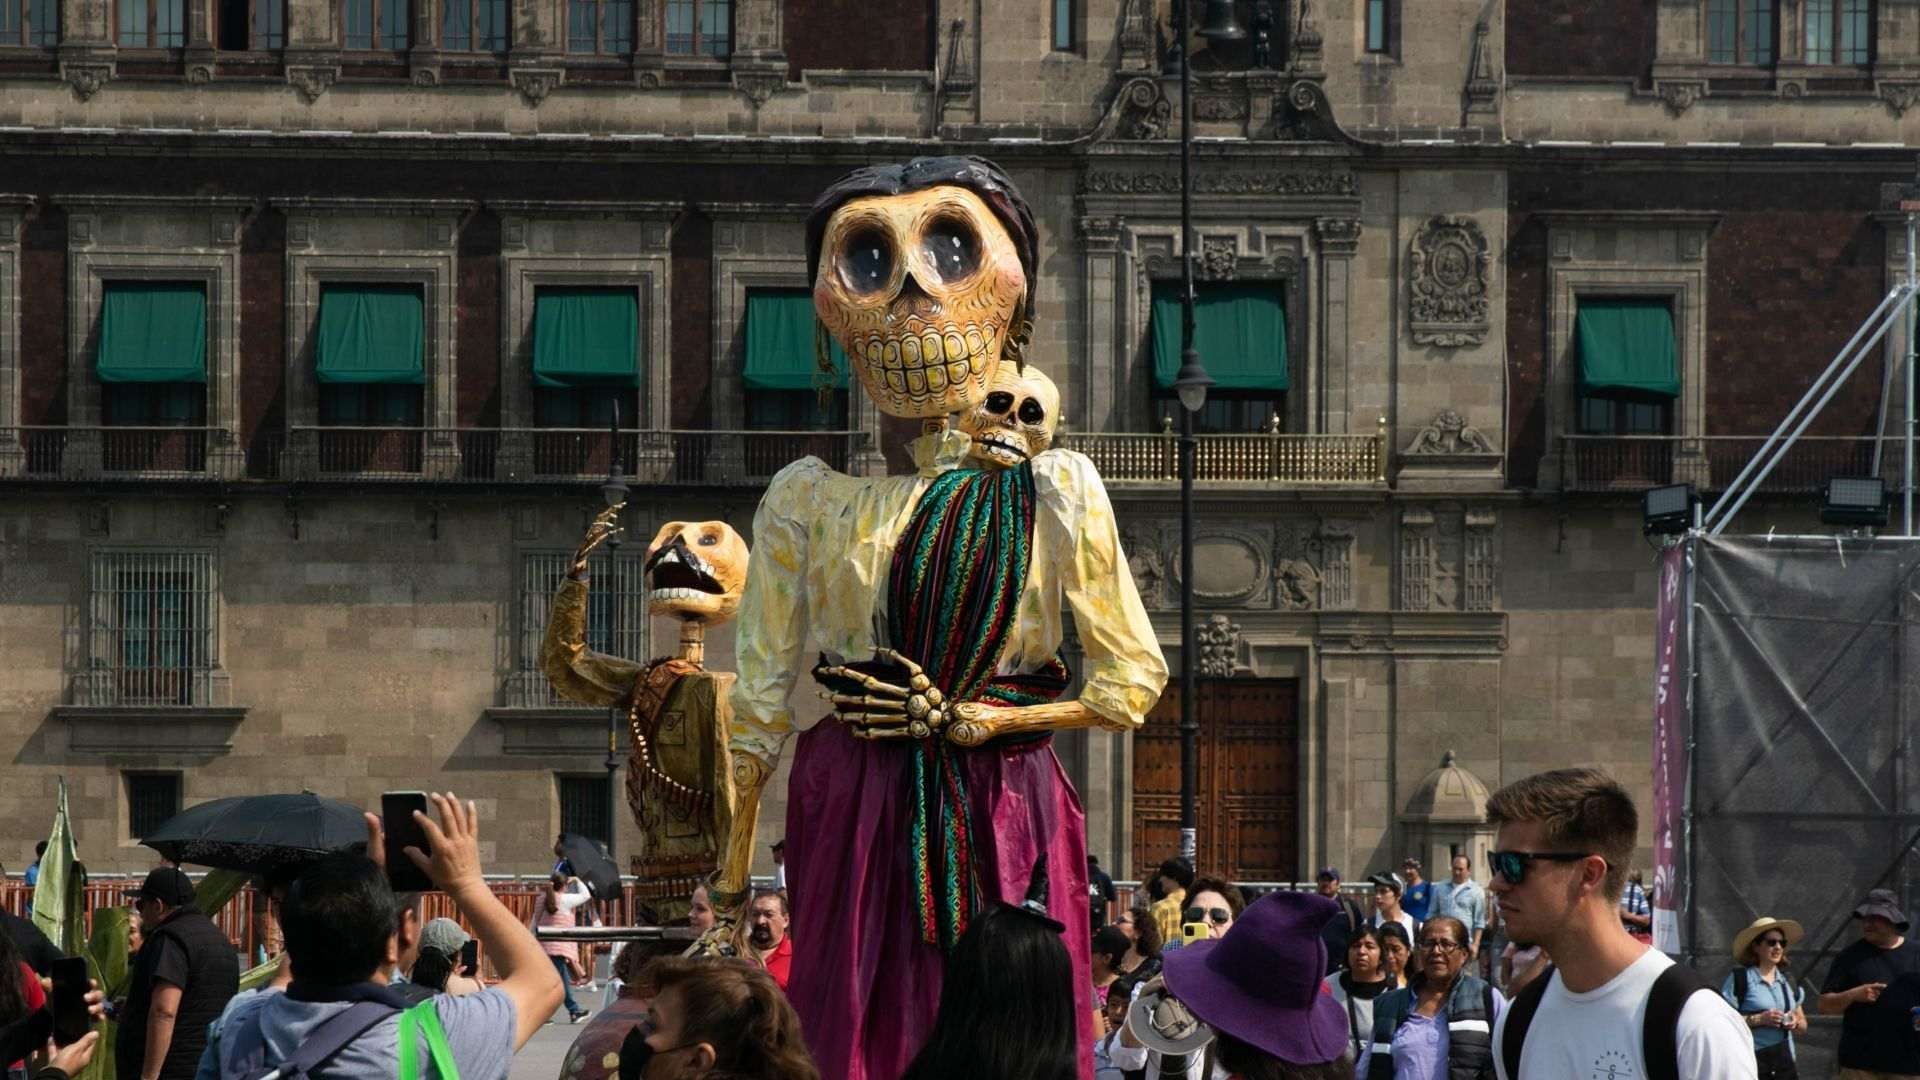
[698,532,719,546]
[921,217,980,284]
[984,392,1014,415]
[838,227,894,295]
[1017,398,1046,425]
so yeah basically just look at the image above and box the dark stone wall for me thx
[1507,167,1890,487]
[1505,0,1654,80]
[456,210,502,427]
[783,0,934,77]
[18,208,66,426]
[237,209,286,465]
[669,210,713,430]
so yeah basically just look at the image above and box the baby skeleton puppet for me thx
[725,156,1166,1080]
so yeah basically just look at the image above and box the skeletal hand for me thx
[815,648,951,740]
[570,504,626,578]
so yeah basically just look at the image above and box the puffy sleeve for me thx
[1034,450,1169,730]
[729,456,828,763]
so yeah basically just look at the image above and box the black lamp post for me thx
[1175,0,1226,865]
[600,399,630,871]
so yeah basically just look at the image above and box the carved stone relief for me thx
[1122,522,1167,610]
[1399,506,1500,611]
[1198,237,1238,281]
[1317,520,1357,610]
[511,68,562,107]
[1196,614,1247,677]
[1406,410,1495,455]
[1082,167,1356,197]
[286,65,337,103]
[1408,216,1491,348]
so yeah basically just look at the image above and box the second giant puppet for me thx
[715,157,1167,1080]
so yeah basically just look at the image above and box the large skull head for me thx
[959,363,1061,469]
[807,157,1037,419]
[644,521,749,625]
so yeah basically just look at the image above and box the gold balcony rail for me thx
[4,426,215,479]
[1059,425,1386,485]
[1561,434,1900,494]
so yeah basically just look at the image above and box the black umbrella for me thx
[141,793,367,878]
[557,833,620,901]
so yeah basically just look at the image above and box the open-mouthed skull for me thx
[644,520,749,625]
[959,363,1060,469]
[813,185,1027,419]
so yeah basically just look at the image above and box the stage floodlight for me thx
[1642,483,1696,536]
[1821,476,1889,528]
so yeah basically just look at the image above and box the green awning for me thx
[316,284,425,385]
[533,287,639,388]
[1150,283,1289,391]
[1576,299,1679,398]
[744,289,848,391]
[97,281,207,384]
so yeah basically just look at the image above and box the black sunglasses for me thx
[1758,936,1787,947]
[1489,850,1593,886]
[1184,906,1232,925]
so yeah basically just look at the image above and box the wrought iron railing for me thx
[1561,435,1897,494]
[1060,427,1386,484]
[4,426,215,479]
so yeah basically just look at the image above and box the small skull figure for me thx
[958,362,1061,469]
[643,520,749,625]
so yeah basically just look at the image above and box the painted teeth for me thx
[926,363,948,392]
[649,588,709,601]
[906,367,927,395]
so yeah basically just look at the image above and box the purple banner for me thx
[1651,544,1687,953]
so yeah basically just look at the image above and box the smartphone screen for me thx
[381,791,435,893]
[51,956,90,1046]
[459,939,479,976]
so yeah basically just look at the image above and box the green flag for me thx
[32,776,80,954]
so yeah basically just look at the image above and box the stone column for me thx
[729,0,787,111]
[1079,215,1125,433]
[184,0,215,82]
[507,0,561,102]
[58,0,116,100]
[0,197,28,478]
[1314,217,1361,435]
[283,0,341,102]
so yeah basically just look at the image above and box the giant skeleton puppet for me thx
[541,513,750,923]
[720,156,1167,1080]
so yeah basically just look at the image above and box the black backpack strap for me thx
[241,1001,399,1080]
[1641,961,1716,1080]
[1499,963,1554,1080]
[1732,966,1751,1013]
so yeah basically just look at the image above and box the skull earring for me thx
[1002,292,1033,374]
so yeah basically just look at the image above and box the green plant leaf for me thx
[194,869,252,920]
[75,906,130,1080]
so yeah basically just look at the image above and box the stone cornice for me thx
[487,199,684,217]
[270,196,475,217]
[53,705,249,754]
[1535,210,1721,230]
[56,194,254,211]
[1143,610,1508,656]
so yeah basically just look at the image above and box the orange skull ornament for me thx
[806,157,1038,420]
[644,520,749,625]
[958,362,1061,469]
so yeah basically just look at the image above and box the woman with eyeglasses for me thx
[1323,925,1393,1076]
[1181,877,1244,941]
[1357,916,1503,1080]
[1719,917,1806,1080]
[1115,904,1164,982]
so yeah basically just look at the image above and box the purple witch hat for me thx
[1161,890,1349,1065]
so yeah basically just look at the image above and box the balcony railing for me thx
[1562,435,1900,494]
[3,426,216,479]
[1060,429,1386,485]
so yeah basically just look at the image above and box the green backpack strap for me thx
[397,998,461,1080]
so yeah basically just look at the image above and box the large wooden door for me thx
[1131,679,1299,881]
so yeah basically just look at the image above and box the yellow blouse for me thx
[729,429,1168,763]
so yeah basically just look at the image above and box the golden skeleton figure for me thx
[540,513,748,923]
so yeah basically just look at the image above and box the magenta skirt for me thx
[784,720,1094,1080]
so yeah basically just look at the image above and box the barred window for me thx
[558,775,611,848]
[1,0,59,45]
[89,551,217,707]
[566,0,630,54]
[118,0,185,47]
[1707,0,1774,65]
[519,550,647,708]
[126,773,181,840]
[444,0,506,51]
[1805,0,1870,65]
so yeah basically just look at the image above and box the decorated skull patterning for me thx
[812,185,1028,417]
[958,362,1061,469]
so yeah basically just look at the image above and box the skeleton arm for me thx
[539,507,648,707]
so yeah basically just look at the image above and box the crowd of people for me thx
[5,768,1920,1079]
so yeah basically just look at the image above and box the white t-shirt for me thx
[1372,909,1417,940]
[1491,948,1757,1080]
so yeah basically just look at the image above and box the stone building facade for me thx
[0,0,1907,883]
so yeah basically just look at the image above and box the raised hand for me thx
[569,504,626,579]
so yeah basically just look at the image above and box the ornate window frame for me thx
[495,201,676,435]
[59,195,252,478]
[1537,212,1717,490]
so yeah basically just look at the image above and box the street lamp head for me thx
[1173,347,1214,414]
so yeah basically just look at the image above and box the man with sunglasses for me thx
[1817,888,1920,1080]
[1485,768,1753,1080]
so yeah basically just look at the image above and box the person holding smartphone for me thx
[411,919,483,997]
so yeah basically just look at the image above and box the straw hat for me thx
[1731,916,1804,962]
